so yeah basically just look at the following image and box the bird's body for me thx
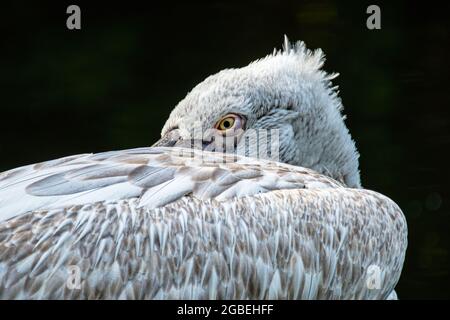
[0,147,406,299]
[0,38,408,299]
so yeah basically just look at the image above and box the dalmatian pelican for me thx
[0,37,407,299]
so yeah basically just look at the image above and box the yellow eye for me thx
[217,117,236,131]
[214,114,245,132]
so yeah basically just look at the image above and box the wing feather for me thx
[0,147,340,222]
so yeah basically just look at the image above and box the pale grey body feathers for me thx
[0,149,406,299]
[0,38,407,299]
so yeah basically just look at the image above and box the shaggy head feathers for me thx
[161,36,361,187]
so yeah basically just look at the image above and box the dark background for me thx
[1,0,449,299]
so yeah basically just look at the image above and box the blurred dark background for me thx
[0,0,449,299]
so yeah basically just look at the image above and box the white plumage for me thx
[0,38,407,299]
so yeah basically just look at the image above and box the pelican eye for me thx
[215,114,243,131]
[218,117,235,130]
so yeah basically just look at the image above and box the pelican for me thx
[0,37,407,299]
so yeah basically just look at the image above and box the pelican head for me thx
[155,37,361,188]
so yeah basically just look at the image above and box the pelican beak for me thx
[152,129,212,150]
[152,130,181,147]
